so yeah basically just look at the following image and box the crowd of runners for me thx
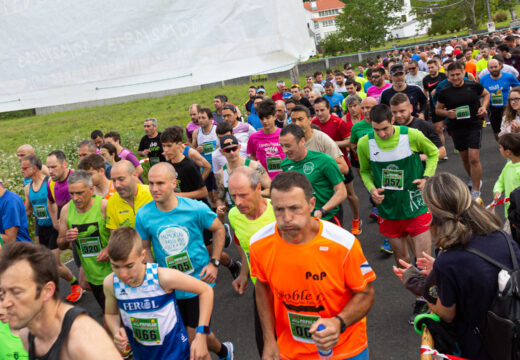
[1,28,520,360]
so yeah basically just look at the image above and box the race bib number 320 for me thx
[78,237,102,257]
[130,317,161,343]
[382,168,404,190]
[287,312,319,343]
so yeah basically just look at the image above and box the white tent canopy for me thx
[0,0,314,112]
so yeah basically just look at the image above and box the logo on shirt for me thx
[121,299,159,311]
[119,288,128,296]
[157,225,189,254]
[306,271,327,280]
[274,287,325,313]
[303,162,315,175]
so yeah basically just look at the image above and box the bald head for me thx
[228,166,263,215]
[112,160,136,176]
[17,144,34,161]
[229,166,260,190]
[148,162,176,181]
[488,58,502,77]
[361,97,378,121]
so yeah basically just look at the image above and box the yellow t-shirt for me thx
[106,183,153,229]
[228,199,275,284]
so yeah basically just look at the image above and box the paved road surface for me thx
[60,126,506,359]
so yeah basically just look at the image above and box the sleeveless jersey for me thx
[67,195,112,285]
[28,307,87,360]
[29,176,52,227]
[368,126,427,220]
[197,125,218,167]
[114,263,189,360]
[223,159,251,206]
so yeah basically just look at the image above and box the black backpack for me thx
[466,231,520,360]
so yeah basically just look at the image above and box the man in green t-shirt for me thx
[358,104,438,324]
[227,166,276,357]
[57,170,112,313]
[280,124,347,225]
[0,304,28,360]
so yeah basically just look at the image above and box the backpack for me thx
[508,186,520,245]
[466,231,520,360]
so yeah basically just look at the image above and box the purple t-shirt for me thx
[367,83,392,103]
[247,129,285,179]
[47,170,73,209]
[118,148,140,168]
[186,121,200,141]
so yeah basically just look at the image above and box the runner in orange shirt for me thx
[250,171,376,360]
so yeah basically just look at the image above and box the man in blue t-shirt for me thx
[135,162,235,360]
[323,81,344,118]
[0,185,32,244]
[479,58,520,141]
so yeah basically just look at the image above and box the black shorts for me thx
[350,157,360,169]
[178,296,211,329]
[88,283,106,313]
[38,225,58,250]
[448,122,483,151]
[343,167,354,184]
[489,106,505,134]
[205,172,216,192]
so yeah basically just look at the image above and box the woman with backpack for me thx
[395,172,520,360]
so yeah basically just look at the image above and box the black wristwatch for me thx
[422,176,430,180]
[210,258,220,267]
[334,315,346,333]
[318,207,328,217]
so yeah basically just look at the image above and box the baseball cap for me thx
[389,64,405,75]
[220,134,239,149]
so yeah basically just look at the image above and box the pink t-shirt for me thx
[247,128,285,179]
[186,121,200,141]
[367,83,392,103]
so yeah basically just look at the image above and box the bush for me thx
[494,12,508,23]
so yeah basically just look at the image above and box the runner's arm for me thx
[357,137,377,192]
[47,197,59,230]
[103,275,122,336]
[188,148,211,181]
[1,227,19,244]
[198,218,225,283]
[66,314,123,360]
[334,156,349,176]
[135,164,144,178]
[56,203,71,250]
[142,239,154,263]
[429,297,456,323]
[253,163,271,198]
[320,181,347,215]
[255,280,280,359]
[409,129,439,177]
[214,171,227,209]
[232,244,250,294]
[480,88,490,109]
[24,183,32,218]
[176,186,208,200]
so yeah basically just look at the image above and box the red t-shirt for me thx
[271,92,284,101]
[312,114,352,166]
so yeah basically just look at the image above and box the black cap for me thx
[390,64,405,76]
[220,134,239,149]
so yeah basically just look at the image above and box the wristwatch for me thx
[318,207,328,217]
[422,176,430,180]
[196,325,212,335]
[210,258,220,267]
[334,315,347,333]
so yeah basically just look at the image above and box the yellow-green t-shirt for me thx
[228,200,275,284]
[477,57,489,73]
[0,322,28,360]
[106,183,153,229]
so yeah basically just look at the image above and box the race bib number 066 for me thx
[287,312,319,343]
[130,317,161,344]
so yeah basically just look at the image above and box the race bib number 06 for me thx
[287,312,319,343]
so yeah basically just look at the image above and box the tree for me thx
[334,0,403,51]
[319,33,346,56]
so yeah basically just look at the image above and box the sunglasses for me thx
[223,146,239,153]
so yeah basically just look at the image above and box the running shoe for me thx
[369,206,379,221]
[224,223,232,248]
[409,300,429,325]
[228,260,242,280]
[380,238,393,254]
[351,218,362,236]
[66,284,84,303]
[219,341,235,360]
[467,176,472,189]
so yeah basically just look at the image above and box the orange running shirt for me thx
[250,219,376,360]
[465,61,477,77]
[104,180,116,200]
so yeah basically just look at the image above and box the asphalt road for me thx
[60,126,506,359]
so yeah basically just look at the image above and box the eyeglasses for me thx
[223,146,238,153]
[408,67,417,70]
[510,98,520,102]
[371,75,381,79]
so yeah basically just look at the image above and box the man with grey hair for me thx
[16,144,50,182]
[138,117,165,166]
[271,80,286,101]
[57,170,112,312]
[227,166,276,356]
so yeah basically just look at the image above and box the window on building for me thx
[318,9,339,17]
[316,33,322,42]
[322,19,335,27]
